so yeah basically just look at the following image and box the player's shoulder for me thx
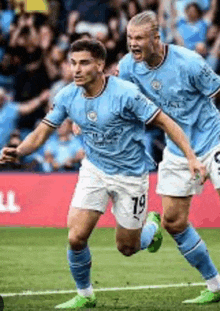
[54,82,79,103]
[118,53,134,68]
[169,44,202,64]
[108,75,139,94]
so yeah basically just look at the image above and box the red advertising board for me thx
[0,173,219,228]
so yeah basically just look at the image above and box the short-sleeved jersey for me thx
[0,102,19,150]
[44,135,83,165]
[119,44,220,157]
[176,18,209,50]
[43,76,160,176]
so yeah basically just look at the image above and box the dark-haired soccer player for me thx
[119,10,220,304]
[2,39,205,309]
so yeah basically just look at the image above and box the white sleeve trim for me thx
[42,118,59,128]
[145,109,161,125]
[209,86,220,98]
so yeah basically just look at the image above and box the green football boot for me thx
[182,289,220,304]
[55,293,97,309]
[147,212,163,253]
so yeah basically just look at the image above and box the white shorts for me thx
[70,158,149,229]
[157,144,220,197]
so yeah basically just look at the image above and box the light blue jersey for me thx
[119,44,220,157]
[43,76,160,176]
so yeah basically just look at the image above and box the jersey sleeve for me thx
[42,92,68,128]
[120,87,161,123]
[189,54,220,97]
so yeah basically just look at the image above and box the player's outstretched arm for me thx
[151,111,206,181]
[1,122,55,163]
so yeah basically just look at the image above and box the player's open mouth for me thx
[131,49,142,60]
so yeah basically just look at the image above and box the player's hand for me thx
[188,158,206,184]
[0,147,20,163]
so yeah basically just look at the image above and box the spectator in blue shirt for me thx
[172,0,217,50]
[0,87,49,150]
[42,118,84,172]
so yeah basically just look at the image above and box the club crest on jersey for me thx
[151,80,162,90]
[87,111,97,122]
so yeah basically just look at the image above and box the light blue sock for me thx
[173,225,218,280]
[140,222,157,250]
[67,246,91,289]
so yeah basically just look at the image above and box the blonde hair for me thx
[128,10,159,33]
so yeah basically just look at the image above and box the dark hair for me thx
[185,2,203,18]
[70,39,106,61]
[122,0,142,20]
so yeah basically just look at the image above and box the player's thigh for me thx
[162,195,192,232]
[68,159,109,247]
[70,159,109,214]
[67,207,102,248]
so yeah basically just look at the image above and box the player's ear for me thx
[97,59,105,73]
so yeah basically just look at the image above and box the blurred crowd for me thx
[0,0,220,172]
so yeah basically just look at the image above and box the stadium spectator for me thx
[206,23,220,50]
[195,33,220,71]
[43,43,66,83]
[170,0,218,50]
[38,22,55,54]
[121,0,142,21]
[49,58,73,103]
[42,118,85,172]
[4,130,43,171]
[0,0,15,39]
[13,46,50,135]
[175,0,211,17]
[1,39,206,309]
[142,0,159,12]
[0,87,49,150]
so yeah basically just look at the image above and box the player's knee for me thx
[68,231,87,251]
[117,243,137,257]
[162,216,187,234]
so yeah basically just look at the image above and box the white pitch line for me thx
[1,282,205,297]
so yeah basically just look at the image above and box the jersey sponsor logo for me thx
[214,151,220,164]
[87,111,97,122]
[84,127,123,146]
[151,80,162,91]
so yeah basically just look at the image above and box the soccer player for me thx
[119,10,220,304]
[2,39,205,309]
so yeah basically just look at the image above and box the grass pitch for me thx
[1,227,220,310]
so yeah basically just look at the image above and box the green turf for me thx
[1,227,220,310]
